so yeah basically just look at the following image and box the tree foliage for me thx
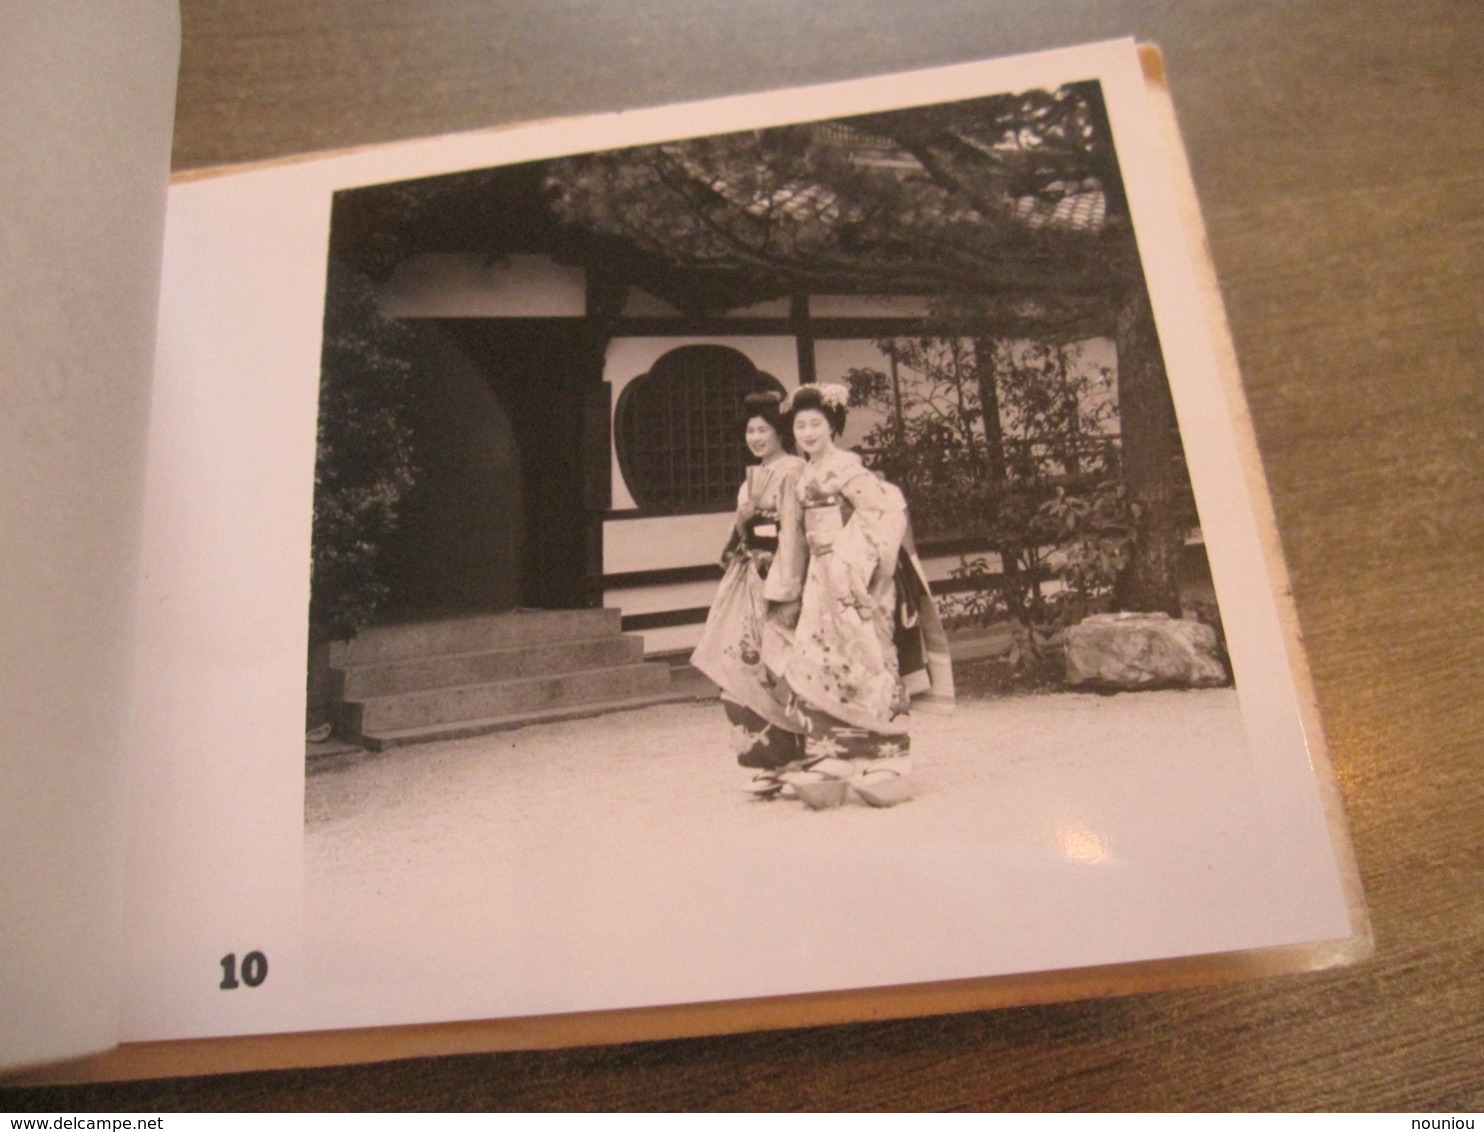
[845,337,1133,645]
[310,262,419,644]
[545,84,1129,329]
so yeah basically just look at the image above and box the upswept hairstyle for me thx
[782,382,848,438]
[742,389,794,453]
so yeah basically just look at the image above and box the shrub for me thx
[309,262,419,645]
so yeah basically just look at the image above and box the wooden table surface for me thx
[12,0,1482,1111]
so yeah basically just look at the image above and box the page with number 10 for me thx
[122,38,1362,1046]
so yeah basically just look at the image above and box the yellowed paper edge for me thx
[1138,43,1371,961]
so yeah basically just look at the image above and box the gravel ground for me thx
[300,686,1331,1030]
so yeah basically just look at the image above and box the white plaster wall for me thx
[603,512,734,574]
[813,338,890,450]
[613,579,721,616]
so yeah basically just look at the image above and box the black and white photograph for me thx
[119,40,1359,1043]
[13,0,1484,1106]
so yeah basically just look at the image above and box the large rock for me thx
[1064,612,1228,690]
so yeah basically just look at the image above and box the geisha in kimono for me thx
[759,382,954,805]
[690,391,808,770]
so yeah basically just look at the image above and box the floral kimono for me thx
[764,448,953,778]
[690,454,807,769]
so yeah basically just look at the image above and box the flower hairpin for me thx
[779,383,850,413]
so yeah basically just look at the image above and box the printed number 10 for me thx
[219,950,268,989]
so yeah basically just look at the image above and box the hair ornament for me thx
[780,383,849,413]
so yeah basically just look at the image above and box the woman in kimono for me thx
[761,383,953,804]
[690,390,808,770]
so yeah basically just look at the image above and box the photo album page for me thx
[64,36,1366,1065]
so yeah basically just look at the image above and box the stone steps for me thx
[329,607,622,665]
[329,608,690,750]
[334,634,644,698]
[352,688,700,752]
[345,661,674,733]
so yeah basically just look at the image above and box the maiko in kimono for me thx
[690,391,808,770]
[759,382,954,806]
